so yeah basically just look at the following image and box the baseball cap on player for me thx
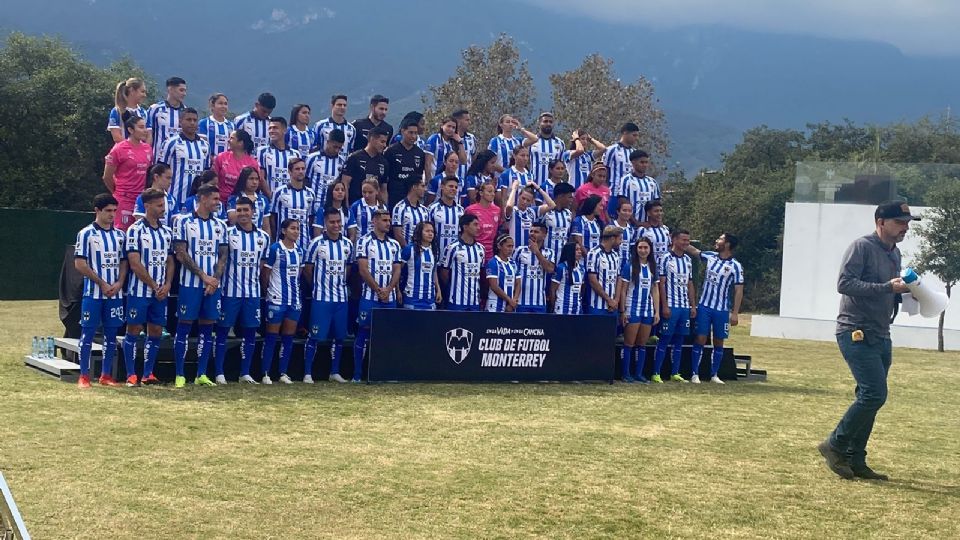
[875,201,920,221]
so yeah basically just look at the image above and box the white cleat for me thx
[711,376,725,385]
[239,375,259,384]
[303,375,314,384]
[215,374,227,385]
[328,374,348,383]
[690,374,701,384]
[262,375,273,385]
[278,374,293,384]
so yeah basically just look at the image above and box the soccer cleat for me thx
[622,375,635,383]
[328,374,348,383]
[141,374,161,385]
[215,374,227,385]
[350,378,362,383]
[194,375,217,386]
[690,374,701,384]
[710,376,725,384]
[99,374,120,387]
[239,375,259,384]
[174,376,186,388]
[278,374,293,384]
[261,375,273,385]
[77,375,91,389]
[635,376,650,384]
[303,375,314,384]
[651,374,663,384]
[670,374,688,383]
[125,375,139,387]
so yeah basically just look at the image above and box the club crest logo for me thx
[445,328,473,365]
[82,311,91,322]
[128,308,138,320]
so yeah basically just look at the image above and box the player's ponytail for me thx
[559,241,578,286]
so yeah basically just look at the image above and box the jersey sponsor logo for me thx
[445,328,473,364]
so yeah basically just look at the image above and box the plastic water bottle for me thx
[47,337,56,359]
[32,337,39,358]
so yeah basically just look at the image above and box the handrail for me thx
[0,472,30,540]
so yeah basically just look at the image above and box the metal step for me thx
[24,355,80,379]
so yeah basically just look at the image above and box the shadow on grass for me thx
[879,479,960,499]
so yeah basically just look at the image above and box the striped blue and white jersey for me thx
[75,223,127,300]
[657,251,694,309]
[485,256,518,312]
[542,208,573,264]
[512,245,553,309]
[603,143,633,198]
[425,133,454,172]
[552,261,585,315]
[160,134,210,207]
[441,239,484,307]
[304,150,344,203]
[314,118,356,160]
[268,184,317,252]
[222,225,270,298]
[257,144,302,194]
[197,116,235,156]
[620,259,656,319]
[347,199,386,239]
[285,125,316,158]
[697,251,744,312]
[305,234,353,303]
[640,225,671,261]
[175,214,227,288]
[400,244,437,305]
[571,216,602,252]
[621,173,661,223]
[463,173,493,206]
[426,200,464,257]
[391,199,428,245]
[614,221,639,262]
[427,173,464,202]
[497,166,532,191]
[234,112,269,149]
[264,242,304,308]
[585,245,622,311]
[488,134,522,171]
[182,195,227,221]
[226,192,271,229]
[107,106,147,139]
[125,219,172,298]
[528,136,564,184]
[505,204,538,247]
[134,191,176,228]
[391,133,429,153]
[562,150,593,188]
[146,100,183,162]
[458,132,477,179]
[356,233,402,302]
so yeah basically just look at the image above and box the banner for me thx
[368,309,616,382]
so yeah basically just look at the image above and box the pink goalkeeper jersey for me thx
[465,202,501,265]
[213,150,261,196]
[105,139,153,200]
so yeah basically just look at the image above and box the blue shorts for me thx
[659,307,691,337]
[627,314,655,325]
[516,305,546,314]
[695,305,730,339]
[447,303,479,312]
[177,286,222,322]
[588,307,618,316]
[81,296,124,329]
[403,301,436,310]
[358,298,396,328]
[126,296,167,326]
[309,300,348,340]
[265,303,302,325]
[220,297,261,328]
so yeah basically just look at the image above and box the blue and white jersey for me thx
[107,106,147,139]
[304,150,344,204]
[640,225,671,261]
[457,132,477,179]
[285,125,316,158]
[585,245,621,311]
[391,133,429,152]
[347,199,386,240]
[182,195,227,221]
[463,173,493,206]
[427,173,464,202]
[222,225,270,298]
[146,100,183,161]
[487,134,522,171]
[571,216,602,252]
[562,150,593,188]
[425,133,455,172]
[314,117,356,161]
[227,192,271,229]
[698,251,744,312]
[175,214,227,289]
[552,261,585,315]
[621,173,661,223]
[125,219,173,298]
[197,116,235,156]
[528,136,564,184]
[264,242,304,308]
[234,112,269,149]
[614,221,639,262]
[160,134,210,207]
[268,184,317,252]
[305,234,353,303]
[257,144,302,194]
[657,251,694,309]
[603,143,633,198]
[620,259,656,319]
[441,239,484,307]
[542,208,573,264]
[485,256,518,312]
[75,223,127,300]
[400,244,437,305]
[391,199,428,245]
[426,200,464,257]
[356,233,402,302]
[512,245,553,309]
[134,190,176,228]
[497,166,532,191]
[505,204,538,247]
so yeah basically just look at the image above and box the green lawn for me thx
[1,301,958,539]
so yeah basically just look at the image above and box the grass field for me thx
[1,301,958,539]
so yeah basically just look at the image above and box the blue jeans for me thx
[829,330,892,468]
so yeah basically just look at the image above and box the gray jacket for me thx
[836,233,901,340]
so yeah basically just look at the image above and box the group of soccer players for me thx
[76,76,744,388]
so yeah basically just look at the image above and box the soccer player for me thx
[172,184,227,388]
[354,209,402,382]
[652,229,697,383]
[619,237,660,383]
[197,93,235,157]
[425,151,460,206]
[639,200,671,261]
[440,214,485,311]
[487,114,536,173]
[351,94,393,152]
[180,170,227,221]
[575,162,611,223]
[123,188,174,386]
[227,166,271,234]
[512,222,555,313]
[217,197,270,384]
[463,150,499,207]
[400,221,441,310]
[563,130,607,189]
[685,233,744,384]
[234,92,275,149]
[103,113,152,230]
[347,179,387,244]
[528,113,565,184]
[543,183,576,266]
[259,218,305,384]
[464,181,500,266]
[135,163,176,228]
[341,125,388,204]
[303,208,354,383]
[108,77,148,142]
[146,76,186,161]
[612,199,639,262]
[314,94,356,161]
[603,122,641,216]
[486,234,520,312]
[497,146,532,205]
[383,116,428,209]
[74,194,128,388]
[318,180,350,237]
[392,180,428,248]
[213,130,260,196]
[258,116,302,196]
[541,159,567,201]
[503,181,555,247]
[619,150,659,224]
[286,103,316,157]
[305,128,345,203]
[452,109,477,179]
[268,157,316,253]
[426,176,465,260]
[551,241,586,315]
[159,108,210,209]
[571,195,603,253]
[586,226,623,317]
[426,116,468,179]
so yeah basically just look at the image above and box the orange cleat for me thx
[78,375,91,389]
[140,374,161,385]
[98,374,121,387]
[125,375,139,387]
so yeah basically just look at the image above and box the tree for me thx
[549,54,668,158]
[911,181,960,352]
[421,34,535,144]
[0,32,152,210]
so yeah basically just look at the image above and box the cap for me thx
[875,201,920,221]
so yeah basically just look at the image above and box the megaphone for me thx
[901,268,949,318]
